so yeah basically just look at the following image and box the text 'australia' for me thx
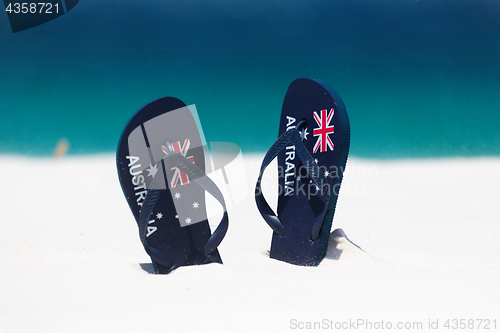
[126,156,147,207]
[284,116,296,196]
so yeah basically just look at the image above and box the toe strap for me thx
[138,150,229,269]
[255,127,330,241]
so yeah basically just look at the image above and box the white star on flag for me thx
[174,192,181,199]
[192,202,199,209]
[185,217,192,225]
[156,212,163,219]
[146,164,158,178]
[300,127,309,140]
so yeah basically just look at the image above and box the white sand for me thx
[0,155,499,332]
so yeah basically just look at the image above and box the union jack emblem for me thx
[313,108,335,153]
[162,139,194,188]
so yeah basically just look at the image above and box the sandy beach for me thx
[0,154,499,332]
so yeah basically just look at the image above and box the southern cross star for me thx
[192,202,199,209]
[300,127,309,140]
[146,164,158,178]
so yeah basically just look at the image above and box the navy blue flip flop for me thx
[117,97,228,274]
[255,78,350,266]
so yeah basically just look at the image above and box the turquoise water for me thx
[1,0,499,157]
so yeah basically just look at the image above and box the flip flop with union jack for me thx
[117,97,228,274]
[255,78,350,266]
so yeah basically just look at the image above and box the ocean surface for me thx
[1,0,499,158]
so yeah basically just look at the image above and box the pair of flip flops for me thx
[116,78,350,273]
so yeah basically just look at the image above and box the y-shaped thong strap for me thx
[255,122,330,241]
[138,149,229,269]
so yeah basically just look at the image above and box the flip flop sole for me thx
[271,78,350,266]
[117,97,222,273]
